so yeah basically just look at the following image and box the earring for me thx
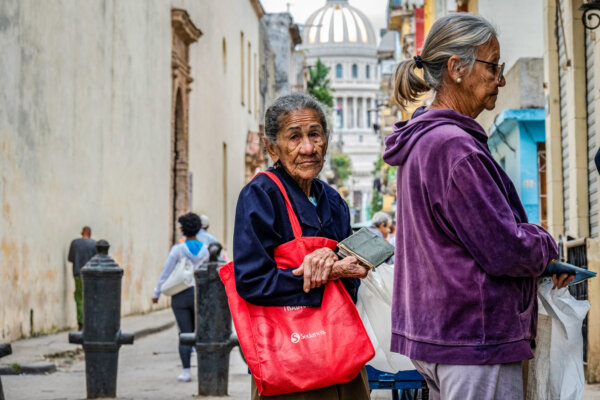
[456,77,462,83]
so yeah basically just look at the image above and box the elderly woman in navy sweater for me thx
[233,93,370,400]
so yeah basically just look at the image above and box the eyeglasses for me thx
[475,59,505,82]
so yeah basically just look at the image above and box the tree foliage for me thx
[368,189,383,217]
[330,153,352,187]
[308,58,334,107]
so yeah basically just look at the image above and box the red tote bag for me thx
[219,171,374,396]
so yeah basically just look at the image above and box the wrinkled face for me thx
[462,37,506,114]
[266,108,328,184]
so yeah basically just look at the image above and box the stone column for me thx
[343,97,348,130]
[363,97,368,129]
[372,96,377,130]
[333,97,338,129]
[366,98,372,129]
[353,96,358,129]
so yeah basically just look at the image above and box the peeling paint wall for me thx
[0,0,260,341]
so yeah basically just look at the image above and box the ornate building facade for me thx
[302,0,381,222]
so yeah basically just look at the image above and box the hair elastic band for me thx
[413,55,424,69]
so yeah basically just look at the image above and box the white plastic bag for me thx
[356,263,414,372]
[531,278,590,399]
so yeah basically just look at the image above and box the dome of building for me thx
[303,0,376,46]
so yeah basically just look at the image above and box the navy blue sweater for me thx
[233,167,359,306]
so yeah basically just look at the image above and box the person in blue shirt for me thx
[152,213,208,383]
[368,211,392,241]
[196,215,218,245]
[233,93,371,400]
[196,214,226,261]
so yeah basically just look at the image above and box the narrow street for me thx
[2,320,600,399]
[2,325,250,400]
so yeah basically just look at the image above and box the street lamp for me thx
[580,0,600,30]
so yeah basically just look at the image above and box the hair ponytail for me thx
[393,58,430,110]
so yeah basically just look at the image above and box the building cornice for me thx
[171,9,202,44]
[289,23,302,45]
[250,0,265,19]
[302,45,377,58]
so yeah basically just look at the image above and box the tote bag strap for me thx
[255,171,303,239]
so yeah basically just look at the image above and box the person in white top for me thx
[152,213,208,382]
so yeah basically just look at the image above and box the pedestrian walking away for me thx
[152,213,209,383]
[197,214,227,261]
[384,13,574,400]
[68,226,96,331]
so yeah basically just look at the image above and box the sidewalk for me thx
[0,307,175,375]
[1,307,599,399]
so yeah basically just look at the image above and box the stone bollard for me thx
[0,344,11,400]
[180,242,239,396]
[68,240,134,399]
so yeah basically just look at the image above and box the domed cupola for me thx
[303,0,376,47]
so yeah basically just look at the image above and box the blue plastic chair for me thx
[366,365,429,400]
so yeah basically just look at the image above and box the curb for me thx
[132,321,176,340]
[0,362,56,376]
[0,320,176,376]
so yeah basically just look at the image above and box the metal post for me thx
[180,242,238,396]
[0,344,11,400]
[68,240,134,399]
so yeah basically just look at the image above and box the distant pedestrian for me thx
[196,214,227,261]
[68,226,96,330]
[368,212,393,263]
[368,212,392,241]
[152,213,209,382]
[196,214,218,245]
[388,219,396,246]
[385,13,573,399]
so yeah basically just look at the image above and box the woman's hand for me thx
[329,256,369,280]
[151,296,159,304]
[552,273,575,289]
[292,248,338,293]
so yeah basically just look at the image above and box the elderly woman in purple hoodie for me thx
[383,13,573,400]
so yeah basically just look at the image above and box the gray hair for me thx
[264,93,328,143]
[393,13,497,109]
[371,212,391,228]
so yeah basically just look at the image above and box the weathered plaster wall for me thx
[176,0,260,255]
[0,0,172,340]
[0,0,260,340]
[587,238,600,382]
[477,0,544,72]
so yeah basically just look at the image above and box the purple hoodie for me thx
[383,108,558,365]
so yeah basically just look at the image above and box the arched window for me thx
[336,64,343,78]
[366,65,370,79]
[352,64,358,79]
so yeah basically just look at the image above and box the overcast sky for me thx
[260,0,389,41]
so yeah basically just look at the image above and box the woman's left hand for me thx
[293,248,338,293]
